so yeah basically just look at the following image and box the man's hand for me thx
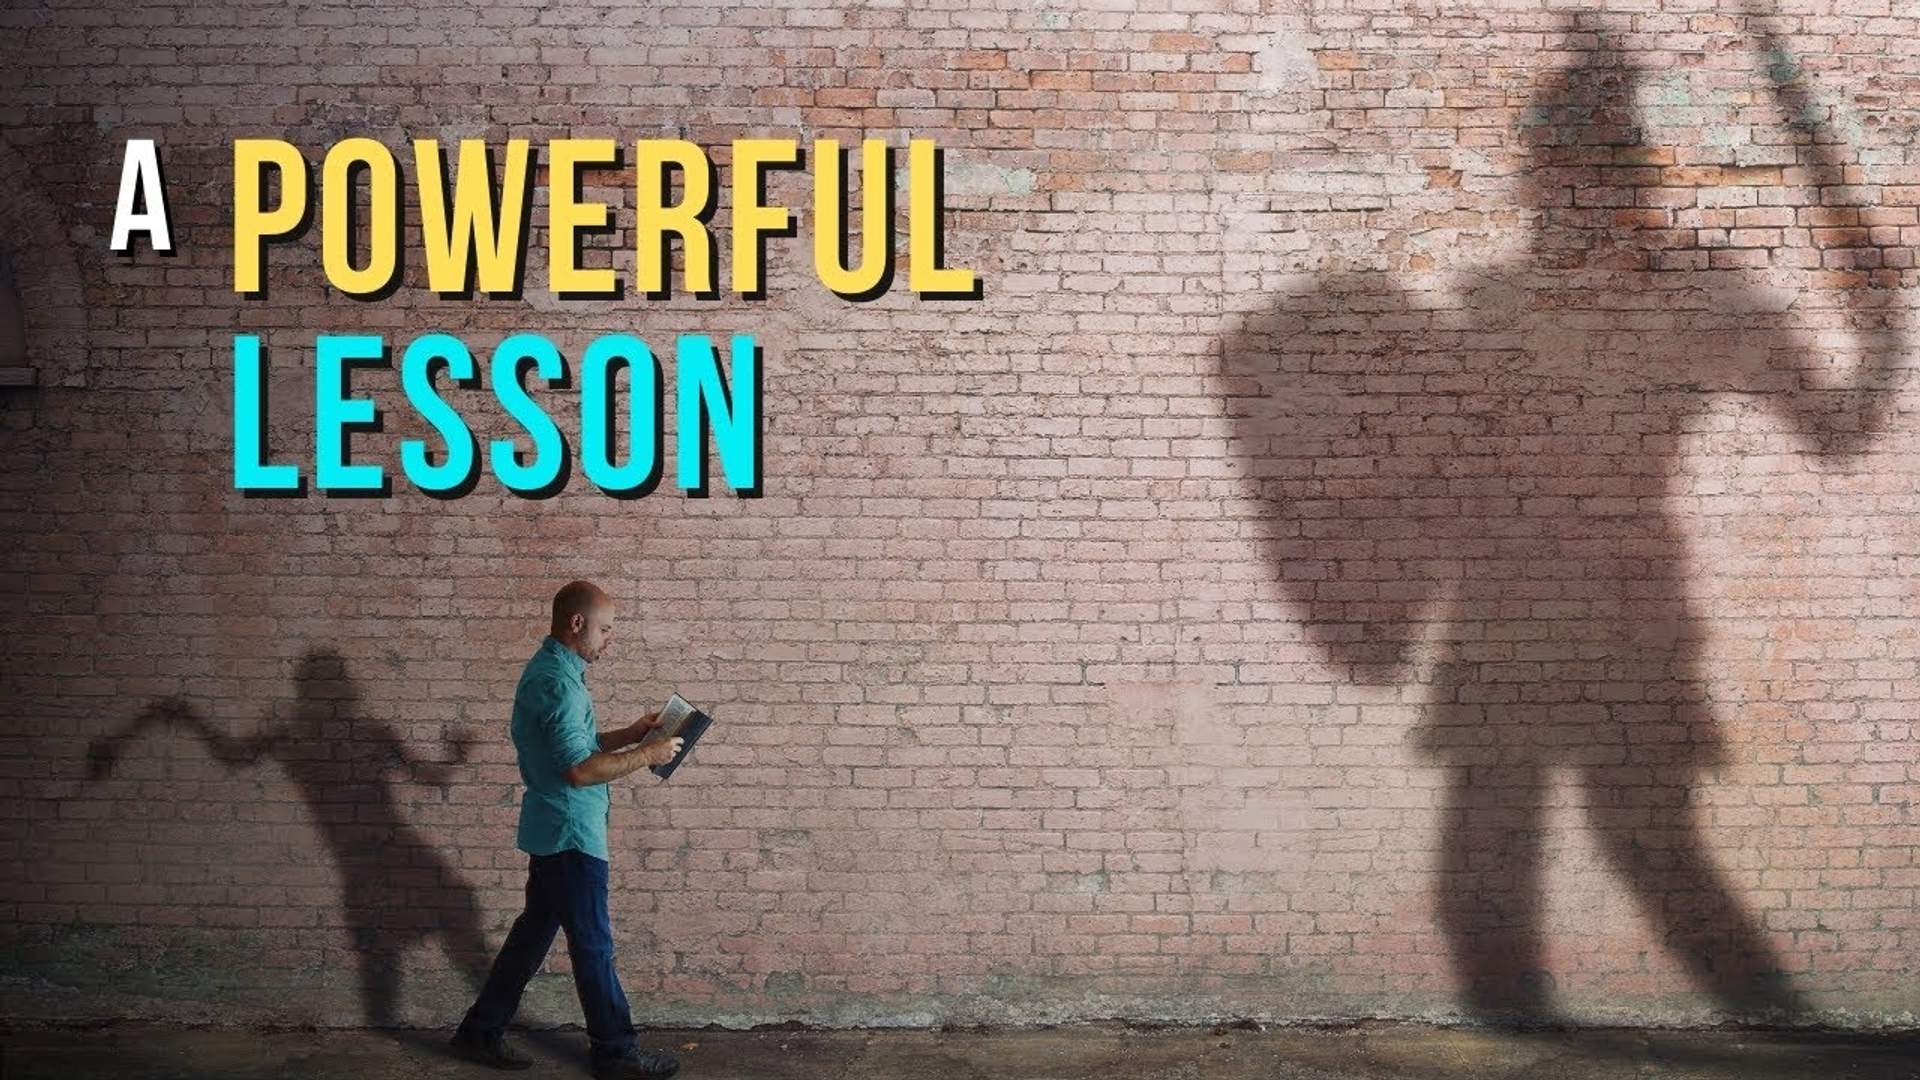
[567,716,682,786]
[564,734,684,786]
[624,710,663,742]
[635,735,684,768]
[599,711,664,755]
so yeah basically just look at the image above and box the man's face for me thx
[574,602,615,662]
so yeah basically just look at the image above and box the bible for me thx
[648,693,713,780]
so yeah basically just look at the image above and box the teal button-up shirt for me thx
[511,636,609,860]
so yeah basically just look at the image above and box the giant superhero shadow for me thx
[1217,17,1907,1024]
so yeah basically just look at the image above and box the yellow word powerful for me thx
[232,137,977,300]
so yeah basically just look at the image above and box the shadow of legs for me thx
[1585,767,1804,1020]
[1438,762,1555,1023]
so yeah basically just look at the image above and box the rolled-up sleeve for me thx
[534,677,598,773]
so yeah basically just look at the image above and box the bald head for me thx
[550,580,615,662]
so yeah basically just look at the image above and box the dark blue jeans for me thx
[458,849,637,1065]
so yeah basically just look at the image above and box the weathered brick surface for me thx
[2,0,1917,1030]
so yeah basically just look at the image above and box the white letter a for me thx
[110,139,173,253]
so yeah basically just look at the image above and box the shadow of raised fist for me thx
[86,696,198,779]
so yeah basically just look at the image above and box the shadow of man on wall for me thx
[1217,15,1907,1024]
[88,647,494,1031]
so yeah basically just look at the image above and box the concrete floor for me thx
[2,1022,1918,1080]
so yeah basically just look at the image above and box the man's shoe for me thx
[448,1029,534,1070]
[592,1047,681,1079]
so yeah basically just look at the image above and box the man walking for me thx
[450,580,685,1078]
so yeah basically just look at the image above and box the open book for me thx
[648,693,713,780]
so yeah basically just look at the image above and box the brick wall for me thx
[3,0,1918,1030]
